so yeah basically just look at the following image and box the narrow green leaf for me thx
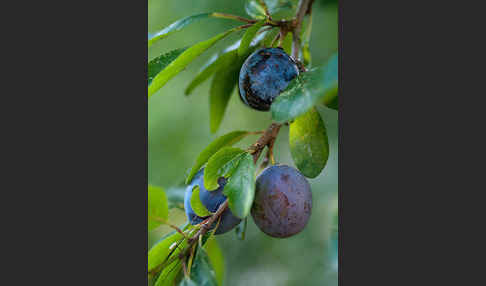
[148,28,238,97]
[321,53,338,110]
[148,232,184,272]
[238,20,265,57]
[222,153,256,219]
[282,32,293,55]
[289,107,329,178]
[244,0,267,19]
[185,50,237,96]
[235,218,248,240]
[190,186,212,217]
[190,247,218,286]
[148,13,211,48]
[149,48,187,86]
[148,185,169,231]
[155,260,182,286]
[186,131,250,184]
[209,54,242,133]
[244,0,295,20]
[271,64,336,122]
[204,147,246,190]
[204,237,225,286]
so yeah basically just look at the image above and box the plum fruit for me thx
[251,165,312,238]
[238,47,299,111]
[184,169,241,235]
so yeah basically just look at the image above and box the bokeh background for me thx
[148,0,338,285]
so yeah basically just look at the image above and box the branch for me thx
[248,123,282,164]
[292,0,314,59]
[212,12,257,24]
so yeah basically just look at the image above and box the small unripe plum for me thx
[238,47,299,111]
[184,169,241,234]
[251,165,312,238]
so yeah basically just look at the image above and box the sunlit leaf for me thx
[148,13,211,47]
[204,147,246,190]
[222,153,255,219]
[185,50,237,96]
[148,185,169,231]
[149,48,187,86]
[190,186,212,217]
[245,0,296,20]
[149,28,239,97]
[209,53,243,133]
[186,131,251,184]
[148,231,184,272]
[238,20,265,57]
[289,107,329,178]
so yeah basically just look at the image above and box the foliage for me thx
[148,0,338,284]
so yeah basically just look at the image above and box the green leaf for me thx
[238,20,265,57]
[149,48,187,86]
[321,54,338,110]
[209,54,243,133]
[222,153,256,219]
[155,260,182,286]
[289,107,329,178]
[186,131,251,184]
[271,64,336,122]
[148,185,169,231]
[262,28,279,47]
[282,32,293,55]
[148,13,211,48]
[244,0,295,20]
[179,278,197,286]
[235,218,248,240]
[185,50,237,96]
[148,232,184,272]
[204,237,225,286]
[204,147,246,190]
[148,28,239,98]
[190,186,212,217]
[190,247,218,286]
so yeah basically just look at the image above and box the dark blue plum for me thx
[238,48,299,111]
[184,169,241,235]
[251,165,312,238]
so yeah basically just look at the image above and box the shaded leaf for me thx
[222,153,256,219]
[204,147,246,190]
[149,48,187,86]
[321,53,338,110]
[235,218,248,240]
[271,64,335,122]
[190,247,218,286]
[209,54,243,133]
[148,28,239,97]
[262,28,279,47]
[190,186,212,217]
[185,50,237,96]
[148,185,169,231]
[238,20,265,57]
[204,237,225,286]
[289,107,329,178]
[148,13,211,48]
[186,131,251,184]
[179,278,197,286]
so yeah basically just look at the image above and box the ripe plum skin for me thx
[238,47,299,111]
[184,169,241,234]
[251,165,312,238]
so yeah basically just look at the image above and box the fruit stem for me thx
[249,122,282,164]
[211,12,257,24]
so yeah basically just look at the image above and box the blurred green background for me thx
[148,0,338,285]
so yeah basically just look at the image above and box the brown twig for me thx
[292,0,313,59]
[248,123,282,164]
[212,12,258,24]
